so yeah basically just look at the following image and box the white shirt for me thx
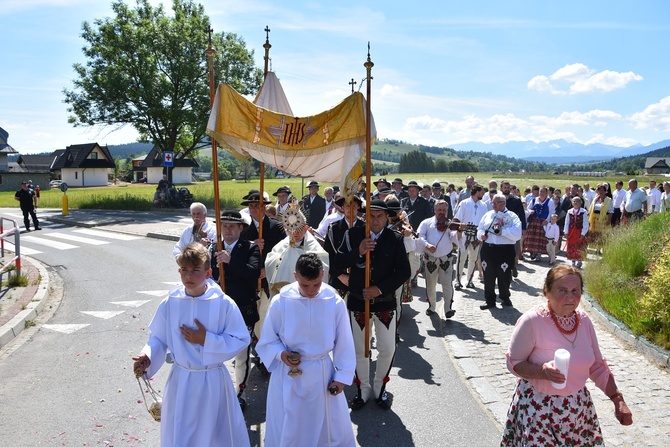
[583,189,596,209]
[477,209,522,245]
[648,188,662,213]
[418,216,460,258]
[315,211,344,237]
[173,220,217,258]
[544,222,560,243]
[454,198,488,226]
[612,188,625,208]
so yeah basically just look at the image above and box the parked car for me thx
[49,180,63,189]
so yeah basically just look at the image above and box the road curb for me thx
[0,257,50,349]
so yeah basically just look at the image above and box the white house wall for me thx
[61,168,110,187]
[148,166,192,184]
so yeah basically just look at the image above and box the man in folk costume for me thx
[301,180,327,229]
[211,211,261,412]
[172,202,217,258]
[477,194,522,310]
[323,195,364,297]
[453,184,488,290]
[256,253,356,447]
[371,177,391,198]
[323,186,336,216]
[273,186,292,215]
[265,203,330,300]
[341,199,411,410]
[418,200,462,319]
[384,195,416,338]
[500,181,526,278]
[401,180,434,284]
[239,192,285,374]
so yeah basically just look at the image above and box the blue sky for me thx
[2,0,670,154]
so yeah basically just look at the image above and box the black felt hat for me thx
[362,198,397,217]
[220,210,248,226]
[241,192,271,206]
[273,186,292,196]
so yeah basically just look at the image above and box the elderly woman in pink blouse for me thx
[501,265,632,446]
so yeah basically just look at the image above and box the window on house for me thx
[75,172,78,179]
[89,152,98,159]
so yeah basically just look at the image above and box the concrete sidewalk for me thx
[2,208,669,445]
[439,257,670,446]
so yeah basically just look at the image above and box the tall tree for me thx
[63,0,262,158]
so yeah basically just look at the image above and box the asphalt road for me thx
[0,214,501,446]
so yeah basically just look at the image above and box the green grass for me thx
[0,172,656,211]
[584,212,670,350]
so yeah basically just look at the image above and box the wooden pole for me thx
[363,44,374,358]
[258,26,271,245]
[206,27,224,290]
[255,26,273,292]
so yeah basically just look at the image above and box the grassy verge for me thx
[0,172,651,211]
[584,212,670,351]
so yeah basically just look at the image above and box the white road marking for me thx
[80,311,125,319]
[138,290,170,297]
[43,324,90,334]
[20,236,78,250]
[110,300,152,308]
[46,233,109,245]
[73,228,140,240]
[1,242,42,255]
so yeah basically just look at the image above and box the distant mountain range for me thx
[450,139,670,165]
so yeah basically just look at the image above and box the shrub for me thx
[584,212,670,350]
[639,241,670,347]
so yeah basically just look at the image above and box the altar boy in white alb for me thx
[133,243,251,447]
[257,253,356,447]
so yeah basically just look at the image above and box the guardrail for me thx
[0,217,21,283]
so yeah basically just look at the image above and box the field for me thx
[0,172,657,211]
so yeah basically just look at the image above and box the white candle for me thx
[552,348,571,389]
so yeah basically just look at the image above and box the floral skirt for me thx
[501,379,603,446]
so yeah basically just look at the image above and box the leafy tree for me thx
[399,150,435,173]
[64,0,262,160]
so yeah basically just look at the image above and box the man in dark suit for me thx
[211,211,261,411]
[340,199,411,411]
[239,192,285,375]
[323,195,364,295]
[391,178,409,201]
[401,181,434,230]
[401,181,434,282]
[500,180,527,278]
[302,180,326,228]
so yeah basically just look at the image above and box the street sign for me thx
[163,151,173,167]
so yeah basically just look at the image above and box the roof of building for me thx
[17,154,58,172]
[645,157,670,169]
[51,143,116,169]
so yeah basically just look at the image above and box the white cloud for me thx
[527,75,557,93]
[629,96,670,131]
[380,84,400,96]
[528,63,643,95]
[401,108,626,146]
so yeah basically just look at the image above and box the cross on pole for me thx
[264,26,271,43]
[349,78,357,94]
[206,26,213,48]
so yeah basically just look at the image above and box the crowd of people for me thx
[131,174,650,446]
